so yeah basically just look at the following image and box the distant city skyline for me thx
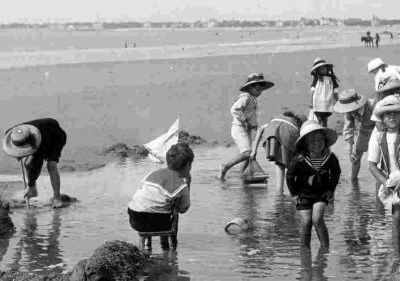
[1,0,399,23]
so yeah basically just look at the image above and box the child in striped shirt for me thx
[286,120,341,249]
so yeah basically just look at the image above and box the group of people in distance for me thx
[219,56,400,251]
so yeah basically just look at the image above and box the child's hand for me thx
[349,153,359,164]
[250,151,257,160]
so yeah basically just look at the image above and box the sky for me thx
[1,0,399,23]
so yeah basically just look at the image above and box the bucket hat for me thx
[310,57,333,75]
[373,95,400,119]
[368,58,385,73]
[333,89,367,113]
[377,79,400,94]
[239,73,274,92]
[3,124,41,158]
[295,120,337,151]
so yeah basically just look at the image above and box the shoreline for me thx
[1,38,399,69]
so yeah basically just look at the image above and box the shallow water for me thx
[0,140,398,280]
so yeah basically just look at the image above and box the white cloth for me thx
[379,171,400,212]
[387,132,400,172]
[375,65,400,91]
[231,124,252,153]
[231,92,258,128]
[367,127,381,163]
[312,76,335,113]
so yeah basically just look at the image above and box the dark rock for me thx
[70,240,149,281]
[103,143,148,158]
[0,201,14,236]
[178,130,206,145]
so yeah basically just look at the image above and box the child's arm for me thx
[286,156,301,197]
[175,187,190,214]
[368,161,386,185]
[231,95,250,128]
[250,123,268,159]
[342,113,357,162]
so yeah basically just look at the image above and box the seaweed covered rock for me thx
[70,240,149,281]
[102,143,148,157]
[0,271,69,281]
[178,130,206,145]
[0,200,14,236]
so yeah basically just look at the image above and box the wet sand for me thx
[0,42,399,174]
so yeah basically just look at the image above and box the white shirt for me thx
[375,65,400,91]
[368,127,381,163]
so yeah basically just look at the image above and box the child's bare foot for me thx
[52,198,63,208]
[23,185,38,199]
[218,164,226,181]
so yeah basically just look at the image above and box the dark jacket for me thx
[286,152,341,198]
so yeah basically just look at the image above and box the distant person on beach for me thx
[333,89,375,180]
[310,57,339,127]
[375,33,380,48]
[250,111,305,189]
[218,73,274,181]
[368,58,400,92]
[3,118,67,208]
[286,120,340,249]
[368,95,400,253]
[128,143,194,251]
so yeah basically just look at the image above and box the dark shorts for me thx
[127,208,173,232]
[313,112,332,120]
[296,196,328,210]
[35,129,67,162]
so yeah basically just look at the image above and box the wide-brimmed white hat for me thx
[377,79,400,94]
[333,89,367,113]
[3,124,41,158]
[368,58,385,73]
[310,57,333,74]
[373,95,400,119]
[295,120,337,151]
[239,72,274,92]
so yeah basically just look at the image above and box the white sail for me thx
[144,118,180,163]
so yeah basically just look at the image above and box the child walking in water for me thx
[368,95,400,254]
[251,111,305,189]
[286,120,341,249]
[127,143,194,251]
[218,73,274,180]
[310,57,339,127]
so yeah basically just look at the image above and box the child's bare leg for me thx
[312,202,329,249]
[240,158,250,175]
[299,209,313,249]
[392,205,400,255]
[351,151,363,180]
[275,163,285,190]
[219,151,251,180]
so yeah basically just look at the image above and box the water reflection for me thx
[146,251,190,281]
[299,247,328,281]
[10,209,64,274]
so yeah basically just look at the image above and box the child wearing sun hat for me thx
[310,57,340,127]
[218,72,274,180]
[286,120,341,249]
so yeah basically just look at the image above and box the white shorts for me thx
[231,124,252,153]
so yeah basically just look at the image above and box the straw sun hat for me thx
[377,79,400,94]
[310,57,333,75]
[373,95,400,119]
[3,125,42,158]
[295,120,338,151]
[239,73,274,92]
[333,89,367,113]
[367,58,385,73]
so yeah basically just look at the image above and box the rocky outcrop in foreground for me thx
[0,240,170,281]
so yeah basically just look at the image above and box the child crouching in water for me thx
[127,142,194,251]
[368,95,400,253]
[286,120,341,249]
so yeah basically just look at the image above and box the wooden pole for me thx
[20,159,29,208]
